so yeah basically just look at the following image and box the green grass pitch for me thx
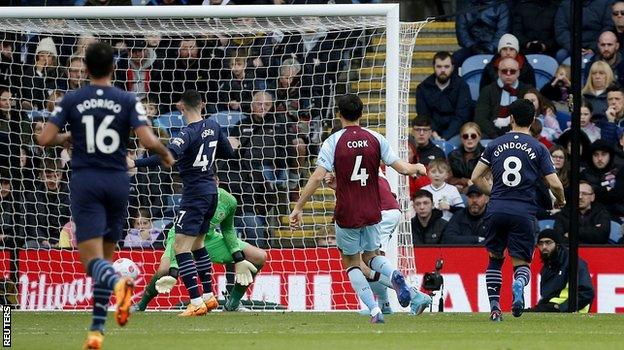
[11,312,623,350]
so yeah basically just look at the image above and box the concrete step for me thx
[361,96,416,105]
[361,112,416,123]
[290,201,336,212]
[371,36,459,52]
[351,81,420,91]
[418,21,456,33]
[274,229,316,238]
[279,215,333,226]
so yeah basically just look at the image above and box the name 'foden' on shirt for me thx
[347,140,369,148]
[493,141,536,160]
[76,99,122,114]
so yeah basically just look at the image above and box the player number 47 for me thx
[193,140,218,171]
[350,155,369,186]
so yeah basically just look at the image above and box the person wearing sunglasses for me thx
[448,122,485,194]
[479,33,536,91]
[610,1,624,49]
[475,57,531,140]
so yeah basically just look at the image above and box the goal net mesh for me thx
[0,14,425,311]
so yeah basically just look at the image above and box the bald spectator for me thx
[479,34,536,90]
[584,31,624,87]
[475,57,531,139]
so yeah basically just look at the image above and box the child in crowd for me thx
[421,158,464,221]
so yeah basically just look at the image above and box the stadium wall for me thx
[6,248,623,313]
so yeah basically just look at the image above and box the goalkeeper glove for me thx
[155,276,177,294]
[234,260,257,286]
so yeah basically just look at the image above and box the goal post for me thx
[0,5,427,311]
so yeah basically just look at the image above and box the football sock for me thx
[368,255,395,279]
[87,258,119,290]
[369,281,389,307]
[176,252,202,302]
[347,266,377,312]
[192,248,213,296]
[486,257,504,311]
[227,264,261,309]
[137,272,163,310]
[513,265,531,287]
[90,283,112,332]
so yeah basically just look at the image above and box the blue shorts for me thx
[335,222,382,256]
[70,169,130,244]
[483,212,537,262]
[174,194,218,236]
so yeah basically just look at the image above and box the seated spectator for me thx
[582,61,614,119]
[611,1,624,48]
[530,119,554,150]
[0,87,32,181]
[452,0,509,67]
[510,0,560,55]
[58,220,76,249]
[218,55,256,115]
[442,185,488,245]
[524,88,561,141]
[0,32,22,93]
[72,33,97,59]
[448,122,485,193]
[598,86,624,144]
[408,142,432,198]
[581,140,620,206]
[576,99,601,142]
[479,34,536,90]
[29,90,64,121]
[0,174,25,249]
[124,209,162,248]
[422,158,465,221]
[540,64,572,112]
[584,31,624,87]
[114,39,159,100]
[416,51,471,144]
[60,56,87,92]
[24,159,71,248]
[550,145,570,196]
[409,116,446,166]
[475,57,530,139]
[556,128,592,166]
[314,225,336,248]
[21,37,60,111]
[554,181,610,244]
[554,0,613,63]
[530,229,595,312]
[411,189,447,245]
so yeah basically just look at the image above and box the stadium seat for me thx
[562,54,593,86]
[153,111,185,138]
[460,54,493,101]
[538,219,555,231]
[526,54,559,90]
[432,139,456,156]
[555,111,571,131]
[210,111,245,136]
[480,139,492,147]
[151,218,173,232]
[609,221,622,244]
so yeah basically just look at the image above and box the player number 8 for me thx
[502,156,522,187]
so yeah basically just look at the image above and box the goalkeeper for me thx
[135,188,267,312]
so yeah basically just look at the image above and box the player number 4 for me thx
[350,155,369,186]
[502,156,522,187]
[81,115,120,154]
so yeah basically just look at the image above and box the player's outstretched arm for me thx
[389,159,426,177]
[290,166,327,230]
[36,123,71,147]
[470,161,492,196]
[134,125,175,168]
[544,173,566,209]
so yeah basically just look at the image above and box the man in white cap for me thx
[479,33,536,90]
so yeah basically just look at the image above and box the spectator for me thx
[409,116,446,166]
[584,31,624,87]
[60,56,87,92]
[114,38,159,100]
[442,185,488,245]
[0,87,31,181]
[0,32,22,93]
[540,64,572,112]
[24,159,71,248]
[556,128,592,168]
[550,145,570,192]
[123,209,162,248]
[447,122,484,194]
[140,97,169,144]
[479,34,536,90]
[0,174,25,249]
[416,51,471,144]
[576,99,602,142]
[475,57,530,139]
[21,37,60,111]
[581,140,619,202]
[72,33,97,59]
[411,189,447,245]
[611,1,624,48]
[422,158,465,221]
[408,142,432,198]
[510,0,560,55]
[530,119,554,150]
[218,55,257,115]
[582,61,614,120]
[29,89,64,121]
[271,58,308,136]
[598,86,624,144]
[453,0,510,67]
[554,181,610,244]
[530,229,595,312]
[524,88,561,141]
[554,0,613,63]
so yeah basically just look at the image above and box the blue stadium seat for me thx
[460,54,493,101]
[538,219,555,231]
[210,111,245,136]
[555,111,571,131]
[526,54,559,90]
[151,218,173,232]
[609,221,622,244]
[432,139,456,156]
[153,111,185,138]
[480,139,492,147]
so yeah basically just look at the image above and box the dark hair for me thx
[336,94,363,122]
[523,87,547,115]
[581,98,594,113]
[579,180,595,193]
[549,144,570,187]
[606,85,624,95]
[180,90,203,110]
[413,189,433,202]
[508,99,535,127]
[85,42,113,79]
[432,51,452,66]
[411,115,432,128]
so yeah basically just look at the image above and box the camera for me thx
[422,258,444,312]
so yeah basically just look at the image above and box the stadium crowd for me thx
[0,0,623,253]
